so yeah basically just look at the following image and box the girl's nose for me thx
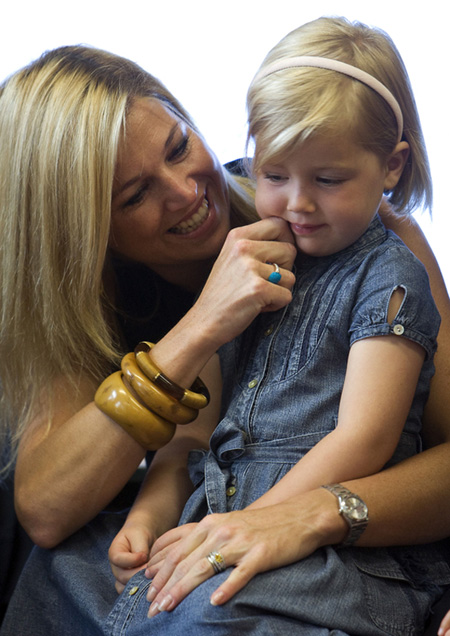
[287,187,315,214]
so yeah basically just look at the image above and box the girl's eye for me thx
[168,134,190,162]
[317,176,345,186]
[263,172,287,183]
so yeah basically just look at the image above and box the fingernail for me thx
[147,585,157,602]
[210,590,224,606]
[148,602,160,618]
[157,594,173,612]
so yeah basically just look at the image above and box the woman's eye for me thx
[168,134,190,162]
[123,184,148,209]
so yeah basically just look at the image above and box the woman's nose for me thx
[164,173,198,212]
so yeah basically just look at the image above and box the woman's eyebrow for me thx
[112,173,143,200]
[164,122,182,150]
[112,123,181,200]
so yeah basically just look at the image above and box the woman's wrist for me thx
[303,487,350,548]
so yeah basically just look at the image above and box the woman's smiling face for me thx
[110,98,230,278]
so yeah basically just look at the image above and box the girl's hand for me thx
[144,489,342,617]
[438,609,450,636]
[108,521,156,593]
[145,523,200,573]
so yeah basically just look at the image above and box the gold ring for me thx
[206,551,226,574]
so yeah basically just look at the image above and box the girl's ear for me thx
[384,141,410,190]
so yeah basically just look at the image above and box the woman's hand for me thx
[195,217,297,345]
[146,217,297,396]
[439,609,450,636]
[144,488,347,617]
[109,519,156,593]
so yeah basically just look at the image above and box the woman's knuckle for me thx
[197,558,213,577]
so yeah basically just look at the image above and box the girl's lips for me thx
[291,222,326,236]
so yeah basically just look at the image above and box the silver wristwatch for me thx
[322,484,369,547]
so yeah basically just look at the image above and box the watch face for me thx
[342,496,368,521]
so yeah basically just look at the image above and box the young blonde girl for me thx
[128,17,450,635]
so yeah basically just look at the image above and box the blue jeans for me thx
[2,510,448,636]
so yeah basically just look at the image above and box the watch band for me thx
[322,483,369,547]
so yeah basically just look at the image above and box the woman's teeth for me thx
[169,199,209,234]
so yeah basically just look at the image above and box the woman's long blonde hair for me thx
[247,16,432,215]
[0,45,255,465]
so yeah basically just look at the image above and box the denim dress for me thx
[182,215,441,521]
[120,215,450,635]
[3,217,450,636]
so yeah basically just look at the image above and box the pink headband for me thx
[252,55,403,143]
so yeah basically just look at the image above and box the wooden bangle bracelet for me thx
[134,341,210,410]
[121,353,198,425]
[94,371,176,450]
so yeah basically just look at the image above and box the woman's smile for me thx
[168,195,210,234]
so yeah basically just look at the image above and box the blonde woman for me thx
[1,41,450,635]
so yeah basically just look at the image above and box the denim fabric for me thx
[2,515,449,636]
[104,544,449,636]
[2,216,448,635]
[0,511,125,636]
[219,216,440,470]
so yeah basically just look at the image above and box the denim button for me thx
[264,326,274,336]
[248,379,258,388]
[393,324,405,335]
[226,486,236,496]
[129,586,139,596]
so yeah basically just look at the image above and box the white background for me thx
[2,0,448,286]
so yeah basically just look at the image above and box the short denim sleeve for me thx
[349,236,441,359]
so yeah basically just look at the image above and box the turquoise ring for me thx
[268,263,282,285]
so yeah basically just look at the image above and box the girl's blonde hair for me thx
[247,16,431,215]
[0,45,255,465]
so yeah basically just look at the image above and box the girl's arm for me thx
[109,355,222,592]
[343,212,450,545]
[381,212,450,446]
[248,333,425,509]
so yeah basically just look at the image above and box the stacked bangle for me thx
[134,342,210,409]
[121,353,198,425]
[94,341,210,450]
[94,371,176,449]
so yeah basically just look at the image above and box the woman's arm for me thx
[14,373,147,548]
[14,218,296,547]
